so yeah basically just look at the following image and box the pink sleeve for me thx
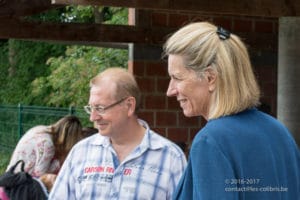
[0,187,10,200]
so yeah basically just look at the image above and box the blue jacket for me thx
[173,108,300,200]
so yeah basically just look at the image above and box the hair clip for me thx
[216,26,231,40]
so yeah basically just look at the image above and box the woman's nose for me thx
[166,80,177,97]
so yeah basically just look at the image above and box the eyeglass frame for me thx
[84,97,128,115]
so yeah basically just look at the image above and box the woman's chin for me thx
[183,110,193,117]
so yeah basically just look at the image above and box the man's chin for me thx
[98,128,108,136]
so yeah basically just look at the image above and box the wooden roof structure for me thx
[0,0,300,46]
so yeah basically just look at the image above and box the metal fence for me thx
[0,104,92,151]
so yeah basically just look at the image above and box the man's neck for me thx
[111,120,146,162]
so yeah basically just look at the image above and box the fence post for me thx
[69,106,75,115]
[18,103,23,139]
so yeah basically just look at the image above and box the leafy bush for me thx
[0,149,12,174]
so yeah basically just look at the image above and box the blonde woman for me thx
[164,22,300,200]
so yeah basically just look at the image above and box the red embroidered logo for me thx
[84,166,114,174]
[123,168,132,175]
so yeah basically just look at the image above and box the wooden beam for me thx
[0,19,174,45]
[0,0,56,18]
[0,19,276,50]
[51,0,300,17]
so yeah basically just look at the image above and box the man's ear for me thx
[126,97,136,116]
[204,67,217,92]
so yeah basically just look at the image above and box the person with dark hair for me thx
[7,115,84,177]
[49,67,187,200]
[164,21,300,199]
[82,126,98,137]
[39,126,98,193]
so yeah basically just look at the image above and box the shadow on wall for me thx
[257,102,271,115]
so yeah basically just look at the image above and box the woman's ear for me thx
[204,67,217,92]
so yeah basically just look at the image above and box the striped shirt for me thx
[49,120,187,200]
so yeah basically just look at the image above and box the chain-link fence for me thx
[0,104,92,151]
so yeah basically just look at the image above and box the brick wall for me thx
[129,9,278,152]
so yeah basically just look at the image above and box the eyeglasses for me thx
[84,97,127,115]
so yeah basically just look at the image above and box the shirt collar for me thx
[90,119,165,150]
[138,119,165,151]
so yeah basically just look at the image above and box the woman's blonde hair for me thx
[163,22,260,119]
[48,115,83,161]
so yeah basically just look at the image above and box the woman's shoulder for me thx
[16,126,51,144]
[25,125,49,135]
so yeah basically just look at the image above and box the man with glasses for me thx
[49,67,187,200]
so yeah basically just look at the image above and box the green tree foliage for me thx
[0,6,128,107]
[0,40,66,104]
[31,46,128,107]
[61,6,127,24]
[0,40,9,100]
